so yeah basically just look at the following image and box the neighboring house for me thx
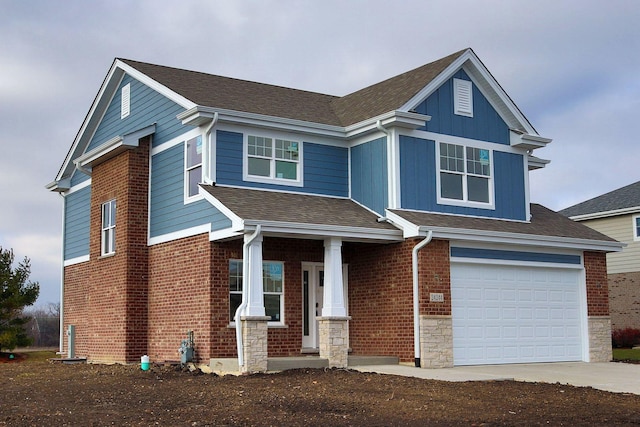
[560,181,640,331]
[47,48,622,373]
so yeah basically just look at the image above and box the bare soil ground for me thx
[2,351,640,426]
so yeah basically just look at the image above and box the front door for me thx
[302,263,347,349]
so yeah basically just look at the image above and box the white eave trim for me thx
[178,106,430,140]
[242,220,403,242]
[528,154,550,171]
[73,124,156,172]
[569,206,640,221]
[46,177,71,193]
[510,130,552,150]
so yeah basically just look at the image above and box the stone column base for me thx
[317,316,350,368]
[240,316,270,374]
[419,315,453,368]
[588,316,612,362]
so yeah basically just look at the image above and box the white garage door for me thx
[451,263,584,366]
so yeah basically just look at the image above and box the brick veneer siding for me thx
[345,239,450,363]
[584,251,609,316]
[73,136,150,363]
[608,272,640,330]
[61,261,91,357]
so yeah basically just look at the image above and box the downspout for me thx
[57,193,66,355]
[203,112,218,184]
[234,224,262,368]
[412,229,433,367]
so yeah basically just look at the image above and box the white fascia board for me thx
[178,106,345,138]
[528,155,550,170]
[46,177,71,193]
[569,206,640,221]
[178,106,430,141]
[428,226,625,252]
[383,210,422,238]
[399,49,538,136]
[510,130,552,150]
[243,219,404,242]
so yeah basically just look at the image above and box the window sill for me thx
[99,252,116,260]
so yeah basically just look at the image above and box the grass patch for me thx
[613,348,640,361]
[24,351,57,362]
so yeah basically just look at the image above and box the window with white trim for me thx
[453,78,473,117]
[185,135,202,198]
[438,142,493,206]
[246,134,301,184]
[121,83,130,119]
[634,215,640,241]
[229,260,284,323]
[101,200,116,256]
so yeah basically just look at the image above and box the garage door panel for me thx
[452,263,583,365]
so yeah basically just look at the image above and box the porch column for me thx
[318,237,350,368]
[240,230,269,373]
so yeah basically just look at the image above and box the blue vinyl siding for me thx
[87,74,185,152]
[451,247,581,265]
[150,143,230,237]
[399,136,526,220]
[70,169,90,186]
[413,70,509,145]
[64,186,91,260]
[215,130,348,196]
[350,137,388,215]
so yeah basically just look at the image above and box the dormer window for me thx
[244,134,302,186]
[437,142,494,209]
[453,78,473,117]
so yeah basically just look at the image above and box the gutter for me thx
[412,229,433,367]
[234,225,262,368]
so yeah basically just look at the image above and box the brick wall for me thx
[584,251,609,316]
[608,271,640,330]
[62,261,91,356]
[418,239,451,316]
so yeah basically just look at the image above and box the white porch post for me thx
[322,237,346,317]
[244,232,265,317]
[318,237,350,368]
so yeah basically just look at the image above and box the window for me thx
[121,83,130,119]
[438,142,492,206]
[634,216,640,241]
[101,200,116,256]
[454,78,473,117]
[185,135,202,198]
[246,134,300,184]
[229,260,284,323]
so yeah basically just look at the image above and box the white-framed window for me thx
[453,78,473,117]
[121,83,130,119]
[185,135,203,199]
[244,134,302,186]
[437,142,494,208]
[634,215,640,241]
[229,259,284,324]
[101,199,116,256]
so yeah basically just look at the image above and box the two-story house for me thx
[47,49,622,373]
[561,181,640,331]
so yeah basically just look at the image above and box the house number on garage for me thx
[429,293,444,302]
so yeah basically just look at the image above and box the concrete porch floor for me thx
[209,355,399,373]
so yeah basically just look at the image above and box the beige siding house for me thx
[561,181,640,330]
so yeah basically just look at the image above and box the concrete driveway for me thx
[353,362,640,395]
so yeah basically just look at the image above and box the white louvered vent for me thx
[121,83,130,119]
[453,78,473,117]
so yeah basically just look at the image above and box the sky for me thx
[1,0,639,306]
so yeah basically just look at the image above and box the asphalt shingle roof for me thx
[390,204,616,242]
[120,49,466,127]
[559,180,640,217]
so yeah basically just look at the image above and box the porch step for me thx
[348,355,399,366]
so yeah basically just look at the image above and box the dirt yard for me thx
[1,351,640,426]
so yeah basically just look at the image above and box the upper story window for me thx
[121,83,130,119]
[229,260,284,324]
[634,215,640,241]
[438,142,494,208]
[101,199,116,256]
[185,135,202,198]
[453,78,473,117]
[245,134,302,186]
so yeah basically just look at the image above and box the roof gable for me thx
[560,180,640,219]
